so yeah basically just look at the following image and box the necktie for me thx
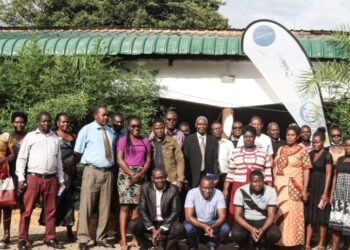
[101,127,112,161]
[200,136,206,171]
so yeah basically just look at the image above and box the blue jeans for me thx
[183,221,230,248]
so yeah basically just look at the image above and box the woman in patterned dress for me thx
[0,128,15,249]
[117,116,151,249]
[223,125,272,226]
[273,125,312,248]
[329,138,350,250]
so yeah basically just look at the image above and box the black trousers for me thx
[232,219,281,248]
[217,173,227,191]
[129,217,183,250]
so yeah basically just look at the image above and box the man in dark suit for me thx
[183,116,219,188]
[129,168,183,250]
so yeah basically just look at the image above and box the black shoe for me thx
[45,239,64,249]
[18,240,27,250]
[95,239,115,248]
[79,243,88,250]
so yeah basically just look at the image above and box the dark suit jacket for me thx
[139,181,180,230]
[183,133,219,188]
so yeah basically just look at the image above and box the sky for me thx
[1,0,349,30]
[219,0,350,31]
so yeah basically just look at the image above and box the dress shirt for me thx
[218,138,234,174]
[16,129,64,183]
[197,133,207,171]
[149,129,185,148]
[196,132,207,145]
[154,186,164,222]
[147,185,168,231]
[230,136,239,148]
[237,133,273,155]
[74,121,115,168]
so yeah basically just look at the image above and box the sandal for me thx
[304,247,311,250]
[318,247,325,250]
[119,240,128,250]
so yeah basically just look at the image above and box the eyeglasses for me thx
[166,118,177,122]
[233,127,242,130]
[131,125,141,129]
[331,134,341,138]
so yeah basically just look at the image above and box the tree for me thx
[0,44,162,135]
[300,28,350,138]
[0,0,228,29]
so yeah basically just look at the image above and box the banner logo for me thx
[300,102,322,124]
[253,25,276,47]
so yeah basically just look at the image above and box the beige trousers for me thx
[77,166,113,243]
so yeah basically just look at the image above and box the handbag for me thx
[0,160,17,207]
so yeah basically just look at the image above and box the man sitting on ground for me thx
[129,168,183,250]
[184,176,230,250]
[232,170,281,249]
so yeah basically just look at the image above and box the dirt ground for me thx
[4,208,329,250]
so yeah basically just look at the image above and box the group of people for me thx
[0,105,349,250]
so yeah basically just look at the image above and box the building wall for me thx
[125,58,318,132]
[127,59,282,108]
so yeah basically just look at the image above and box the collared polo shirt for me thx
[185,187,226,224]
[74,121,115,168]
[234,183,277,221]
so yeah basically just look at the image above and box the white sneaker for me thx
[0,242,6,249]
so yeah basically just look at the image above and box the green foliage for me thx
[26,92,89,131]
[0,0,228,29]
[327,98,350,138]
[0,43,162,135]
[300,29,350,138]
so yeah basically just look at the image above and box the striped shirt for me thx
[226,147,272,183]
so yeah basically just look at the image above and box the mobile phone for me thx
[318,199,325,210]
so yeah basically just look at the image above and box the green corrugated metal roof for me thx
[0,30,345,59]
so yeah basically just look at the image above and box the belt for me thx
[87,164,112,172]
[28,172,56,179]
